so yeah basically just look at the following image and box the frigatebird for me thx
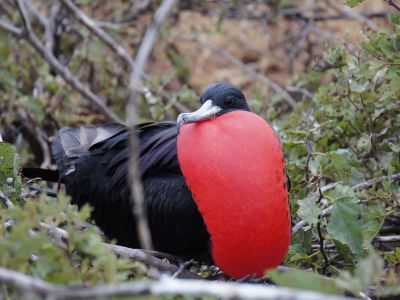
[23,82,291,279]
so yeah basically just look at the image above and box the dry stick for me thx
[292,172,400,235]
[13,0,121,123]
[38,223,201,279]
[186,37,297,109]
[24,0,47,27]
[128,0,177,113]
[44,1,60,53]
[0,267,356,300]
[0,20,23,36]
[59,0,133,71]
[126,0,177,251]
[316,188,329,273]
[385,0,400,12]
[325,0,379,31]
[0,189,14,209]
[376,235,400,242]
[288,19,315,73]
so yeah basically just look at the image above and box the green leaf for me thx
[349,79,368,93]
[268,268,340,294]
[389,142,400,153]
[0,142,15,183]
[342,0,365,7]
[297,192,322,226]
[326,149,360,182]
[327,202,364,254]
[385,247,400,267]
[390,14,400,27]
[327,199,384,255]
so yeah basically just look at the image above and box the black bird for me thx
[25,83,247,258]
[23,82,291,278]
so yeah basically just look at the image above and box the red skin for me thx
[177,111,291,279]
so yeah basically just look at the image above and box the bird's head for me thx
[177,82,249,130]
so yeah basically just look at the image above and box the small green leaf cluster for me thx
[0,144,137,290]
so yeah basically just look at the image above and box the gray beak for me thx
[177,100,222,132]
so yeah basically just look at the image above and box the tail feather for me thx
[22,123,126,183]
[52,123,127,179]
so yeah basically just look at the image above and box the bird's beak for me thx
[177,100,222,132]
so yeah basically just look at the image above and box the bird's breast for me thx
[177,111,291,279]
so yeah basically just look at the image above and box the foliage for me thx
[0,144,138,291]
[266,14,400,296]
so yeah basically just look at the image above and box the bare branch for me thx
[13,0,121,123]
[384,0,400,12]
[352,173,400,192]
[126,0,177,252]
[45,1,61,53]
[59,0,133,71]
[0,266,356,300]
[0,20,23,36]
[376,235,400,242]
[24,0,47,27]
[38,222,200,279]
[326,0,379,31]
[292,173,400,235]
[183,37,297,108]
[0,189,14,209]
[128,0,177,105]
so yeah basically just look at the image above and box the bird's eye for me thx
[224,98,236,107]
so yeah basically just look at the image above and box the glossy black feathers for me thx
[53,122,210,258]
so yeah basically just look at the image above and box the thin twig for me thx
[44,1,60,53]
[126,0,177,251]
[316,187,329,273]
[13,0,121,123]
[384,0,400,12]
[326,0,379,31]
[0,189,14,209]
[128,0,177,107]
[0,20,23,36]
[375,235,400,242]
[292,173,400,235]
[16,108,51,168]
[59,0,133,71]
[24,0,47,27]
[288,19,315,73]
[0,266,356,300]
[352,173,400,191]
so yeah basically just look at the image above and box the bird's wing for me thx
[53,121,180,183]
[51,121,208,253]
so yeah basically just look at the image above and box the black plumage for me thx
[52,122,210,259]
